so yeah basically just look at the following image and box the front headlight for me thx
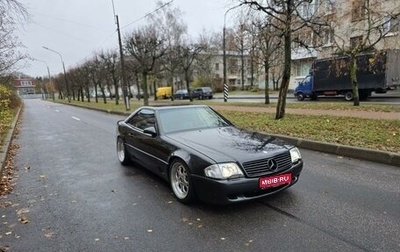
[204,163,244,179]
[290,147,302,163]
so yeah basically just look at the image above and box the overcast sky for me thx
[16,0,239,77]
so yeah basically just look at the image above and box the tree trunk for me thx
[264,61,270,104]
[185,71,192,102]
[153,80,157,101]
[135,74,141,101]
[169,75,175,101]
[275,21,292,119]
[142,71,149,106]
[99,87,107,104]
[350,55,360,106]
[86,84,90,102]
[250,54,254,86]
[80,87,84,101]
[114,82,119,105]
[241,47,245,91]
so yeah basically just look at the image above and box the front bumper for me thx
[192,161,303,205]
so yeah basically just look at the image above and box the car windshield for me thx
[158,106,231,133]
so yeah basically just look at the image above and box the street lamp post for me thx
[42,46,71,102]
[223,5,241,103]
[34,58,52,100]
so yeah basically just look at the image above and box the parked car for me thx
[192,87,213,99]
[173,89,190,99]
[116,105,303,205]
[156,86,172,99]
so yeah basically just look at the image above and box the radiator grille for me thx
[242,151,292,177]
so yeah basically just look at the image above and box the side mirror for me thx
[143,126,157,137]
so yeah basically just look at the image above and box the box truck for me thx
[294,50,400,101]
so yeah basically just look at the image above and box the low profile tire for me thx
[344,91,353,101]
[116,137,130,165]
[296,93,305,101]
[169,160,196,204]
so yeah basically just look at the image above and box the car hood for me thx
[165,127,291,163]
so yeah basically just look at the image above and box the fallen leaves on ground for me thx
[43,232,55,238]
[0,125,20,197]
[19,216,29,224]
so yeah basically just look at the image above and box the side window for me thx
[126,109,156,131]
[302,76,310,84]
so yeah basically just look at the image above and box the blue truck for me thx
[294,50,400,101]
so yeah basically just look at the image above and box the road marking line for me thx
[72,116,81,121]
[55,110,60,112]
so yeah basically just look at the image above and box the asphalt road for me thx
[1,99,399,252]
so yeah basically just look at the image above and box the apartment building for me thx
[208,50,263,91]
[291,0,400,89]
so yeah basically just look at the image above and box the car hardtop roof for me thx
[140,104,208,111]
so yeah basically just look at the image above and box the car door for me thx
[125,109,169,176]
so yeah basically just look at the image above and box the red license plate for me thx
[259,173,292,189]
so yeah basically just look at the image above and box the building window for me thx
[292,30,313,48]
[228,59,238,75]
[215,63,219,71]
[298,0,316,20]
[383,16,400,35]
[323,29,334,46]
[296,63,311,77]
[352,0,365,22]
[350,36,363,49]
[323,0,336,13]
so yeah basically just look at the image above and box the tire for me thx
[169,159,196,204]
[310,94,318,100]
[359,91,370,101]
[296,93,305,101]
[344,91,353,101]
[116,137,130,165]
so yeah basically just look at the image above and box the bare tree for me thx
[125,57,144,100]
[253,16,284,104]
[179,42,203,101]
[68,67,84,101]
[149,1,187,100]
[124,24,166,106]
[99,49,121,105]
[195,29,221,91]
[0,0,27,75]
[242,0,326,119]
[86,54,108,104]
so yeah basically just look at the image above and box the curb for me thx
[272,133,400,167]
[0,104,22,173]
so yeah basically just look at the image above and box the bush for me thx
[0,84,20,110]
[0,85,20,143]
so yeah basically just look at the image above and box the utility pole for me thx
[112,0,130,111]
